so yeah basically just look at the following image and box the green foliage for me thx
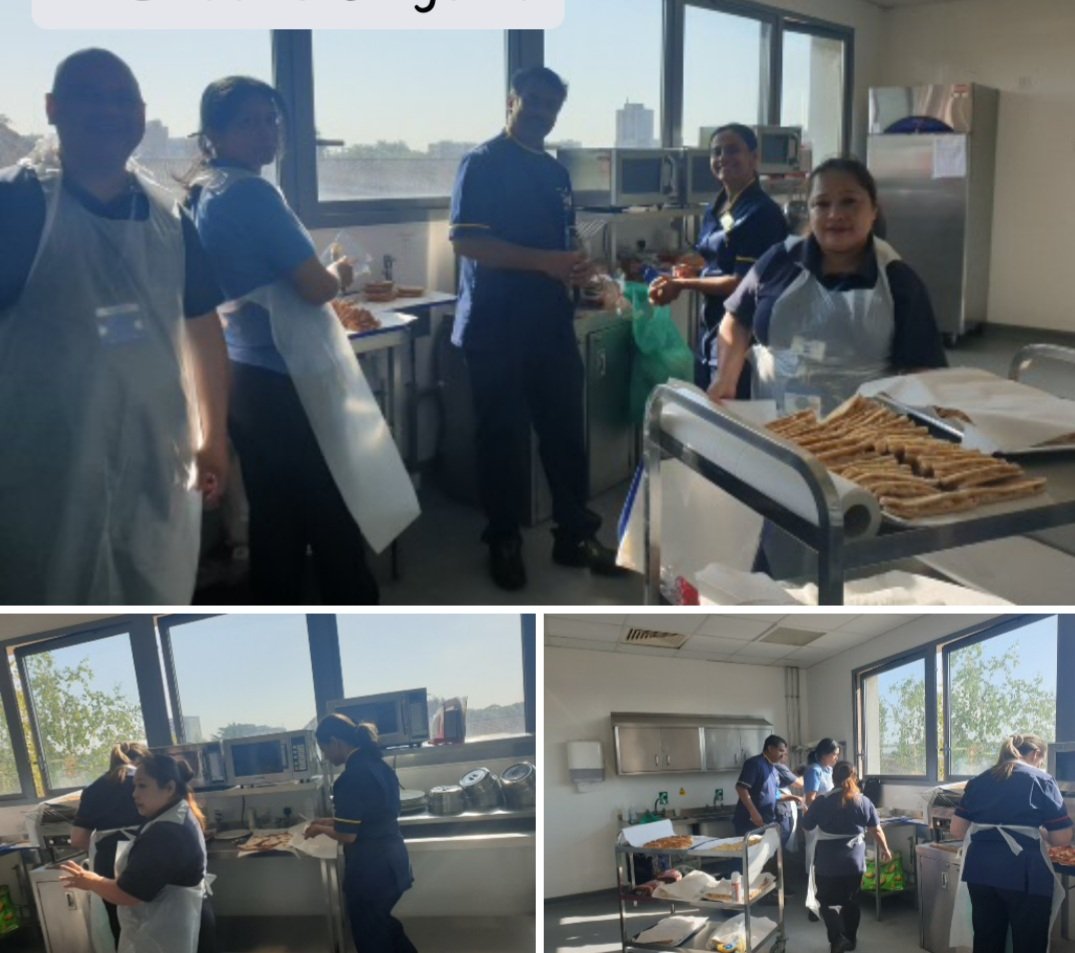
[877,641,1055,777]
[25,653,144,790]
[0,709,17,795]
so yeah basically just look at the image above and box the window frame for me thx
[853,614,1058,787]
[12,617,168,796]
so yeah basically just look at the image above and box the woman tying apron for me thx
[802,761,892,953]
[949,734,1072,953]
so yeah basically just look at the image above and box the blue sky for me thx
[2,0,811,150]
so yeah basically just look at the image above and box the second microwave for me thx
[556,148,679,208]
[328,688,430,748]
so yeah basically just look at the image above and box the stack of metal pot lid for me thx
[458,767,502,811]
[427,785,466,816]
[499,761,536,810]
[399,789,427,815]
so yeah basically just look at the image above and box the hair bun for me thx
[176,759,196,784]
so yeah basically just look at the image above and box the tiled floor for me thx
[195,324,1075,607]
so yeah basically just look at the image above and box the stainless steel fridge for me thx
[30,861,93,953]
[867,84,999,343]
[916,842,966,953]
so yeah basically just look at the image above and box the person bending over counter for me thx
[306,714,417,953]
[708,157,947,415]
[647,123,787,391]
[60,753,216,953]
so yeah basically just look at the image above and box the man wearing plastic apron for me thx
[949,822,1068,953]
[0,49,229,604]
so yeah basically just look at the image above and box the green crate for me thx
[0,884,19,936]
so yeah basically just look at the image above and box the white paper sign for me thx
[932,136,967,179]
[33,0,565,30]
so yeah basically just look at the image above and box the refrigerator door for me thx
[31,871,94,953]
[585,320,635,498]
[916,845,964,953]
[869,85,976,134]
[867,133,968,337]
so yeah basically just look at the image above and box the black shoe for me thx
[551,535,627,576]
[845,942,856,951]
[829,938,852,953]
[488,538,526,590]
[807,911,820,922]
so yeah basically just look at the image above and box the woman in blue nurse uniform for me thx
[186,76,418,605]
[647,123,787,390]
[801,738,840,921]
[306,715,417,953]
[949,734,1073,953]
[707,157,947,414]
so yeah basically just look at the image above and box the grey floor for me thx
[196,323,1075,607]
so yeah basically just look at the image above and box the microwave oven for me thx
[697,125,803,176]
[556,148,679,208]
[222,731,319,786]
[151,742,228,790]
[327,688,429,749]
[681,148,716,206]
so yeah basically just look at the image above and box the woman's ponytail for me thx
[989,734,1047,782]
[832,761,861,807]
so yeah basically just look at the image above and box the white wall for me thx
[876,0,1075,332]
[804,613,1003,813]
[544,646,792,898]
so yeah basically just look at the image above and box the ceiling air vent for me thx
[623,628,690,649]
[761,626,826,647]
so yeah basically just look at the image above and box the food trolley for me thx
[642,344,1075,604]
[615,823,786,953]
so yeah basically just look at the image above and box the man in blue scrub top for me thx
[734,734,803,843]
[449,66,625,590]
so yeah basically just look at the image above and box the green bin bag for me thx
[0,885,19,936]
[625,282,694,424]
[861,853,905,893]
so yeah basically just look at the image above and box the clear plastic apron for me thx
[949,823,1064,952]
[88,824,140,953]
[0,162,201,604]
[191,167,420,553]
[805,815,866,915]
[114,800,206,953]
[752,236,899,416]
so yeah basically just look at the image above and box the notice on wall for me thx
[932,136,967,179]
[33,0,564,30]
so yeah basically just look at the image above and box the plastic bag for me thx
[431,696,467,744]
[861,853,905,893]
[320,230,373,279]
[625,282,693,424]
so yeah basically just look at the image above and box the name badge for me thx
[720,211,736,233]
[95,303,148,346]
[790,335,826,361]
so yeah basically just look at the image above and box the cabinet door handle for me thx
[654,754,659,767]
[597,348,607,378]
[941,872,948,890]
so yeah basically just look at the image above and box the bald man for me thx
[0,48,230,604]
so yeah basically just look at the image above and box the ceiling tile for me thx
[721,614,789,623]
[624,615,707,637]
[772,613,860,633]
[681,635,754,654]
[730,641,798,660]
[837,615,920,637]
[550,614,628,625]
[614,643,694,658]
[543,617,622,642]
[546,636,616,652]
[693,617,774,641]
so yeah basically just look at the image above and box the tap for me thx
[383,254,395,282]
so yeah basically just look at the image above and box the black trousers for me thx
[464,329,599,544]
[815,872,863,945]
[968,883,1053,953]
[229,362,379,605]
[344,880,417,953]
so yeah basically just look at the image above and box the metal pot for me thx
[459,767,502,811]
[427,784,466,816]
[499,761,536,810]
[399,789,427,815]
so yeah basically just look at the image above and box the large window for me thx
[16,633,146,792]
[945,618,1057,778]
[544,0,663,149]
[311,32,505,202]
[0,5,272,192]
[682,5,767,148]
[0,697,21,798]
[161,616,317,742]
[337,615,526,742]
[781,29,846,166]
[857,616,1061,783]
[862,656,928,778]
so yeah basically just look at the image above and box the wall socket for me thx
[714,788,724,803]
[657,791,669,806]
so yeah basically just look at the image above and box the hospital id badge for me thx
[720,211,736,233]
[95,303,148,346]
[790,335,826,361]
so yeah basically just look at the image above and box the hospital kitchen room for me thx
[9,0,1075,608]
[0,613,536,953]
[544,612,1075,953]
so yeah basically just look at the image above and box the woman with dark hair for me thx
[802,761,891,953]
[708,156,947,414]
[60,753,216,953]
[949,734,1072,953]
[71,742,148,950]
[306,714,417,953]
[186,75,417,605]
[803,738,840,807]
[648,123,788,389]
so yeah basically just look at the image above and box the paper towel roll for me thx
[659,384,883,540]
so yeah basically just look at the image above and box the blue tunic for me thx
[803,762,834,796]
[733,753,799,831]
[190,160,316,373]
[955,761,1072,898]
[802,790,880,877]
[449,131,575,352]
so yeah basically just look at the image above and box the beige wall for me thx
[876,0,1075,331]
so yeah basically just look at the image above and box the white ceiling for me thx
[544,613,925,668]
[0,614,120,644]
[866,0,982,7]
